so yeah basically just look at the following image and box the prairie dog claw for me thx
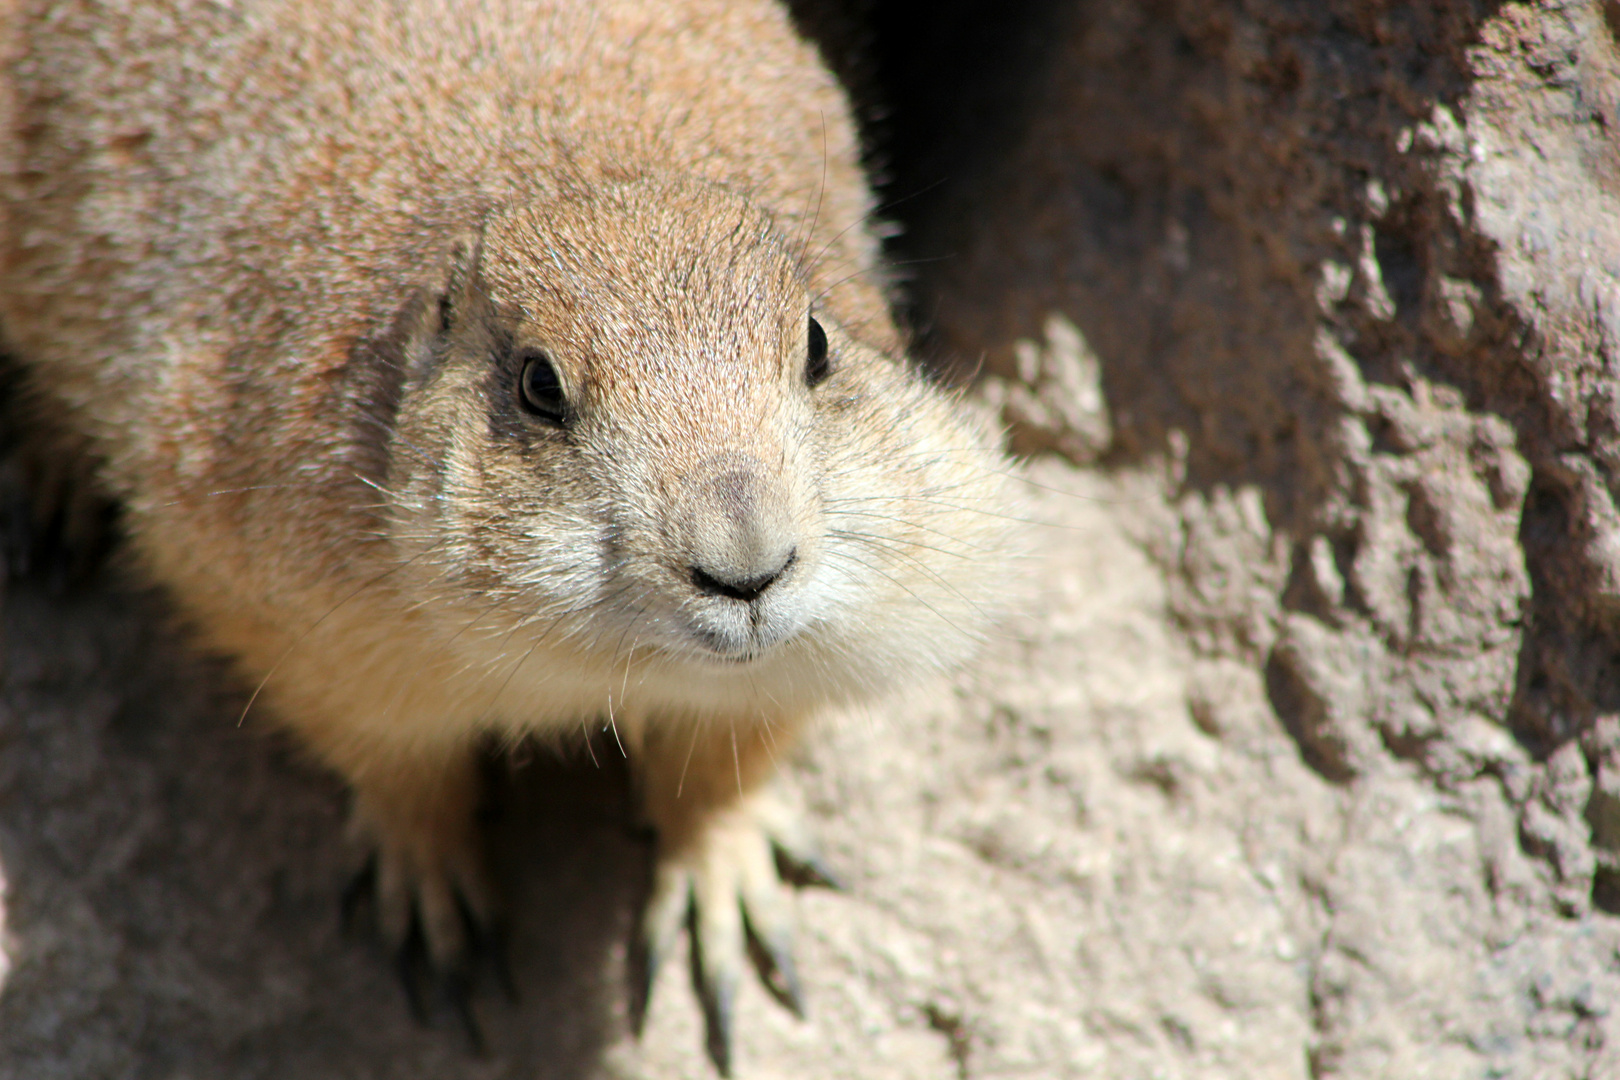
[633,788,835,1076]
[339,754,506,1049]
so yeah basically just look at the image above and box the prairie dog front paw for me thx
[633,720,833,1076]
[339,747,504,1042]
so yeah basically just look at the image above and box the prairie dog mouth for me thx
[679,594,806,662]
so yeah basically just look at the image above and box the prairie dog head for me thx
[385,176,1010,711]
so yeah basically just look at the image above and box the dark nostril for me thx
[690,550,797,603]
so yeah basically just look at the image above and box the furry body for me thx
[0,1,1012,1070]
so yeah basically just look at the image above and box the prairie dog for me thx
[0,0,1014,1071]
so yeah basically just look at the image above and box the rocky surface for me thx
[862,0,1620,1073]
[7,0,1620,1077]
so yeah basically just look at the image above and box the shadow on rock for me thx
[0,575,648,1079]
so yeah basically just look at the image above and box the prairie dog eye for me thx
[517,349,568,424]
[805,315,831,387]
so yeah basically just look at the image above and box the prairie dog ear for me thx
[436,226,486,335]
[347,228,488,489]
[395,226,487,382]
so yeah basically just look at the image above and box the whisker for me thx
[676,721,701,800]
[819,547,977,643]
[828,526,976,562]
[467,582,640,717]
[825,536,990,623]
[823,507,994,552]
[793,114,829,268]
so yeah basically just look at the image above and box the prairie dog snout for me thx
[679,452,801,595]
[676,449,808,655]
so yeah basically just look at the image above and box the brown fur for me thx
[1,0,1014,1065]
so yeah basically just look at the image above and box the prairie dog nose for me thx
[678,452,798,603]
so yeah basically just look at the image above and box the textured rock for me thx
[866,0,1620,1073]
